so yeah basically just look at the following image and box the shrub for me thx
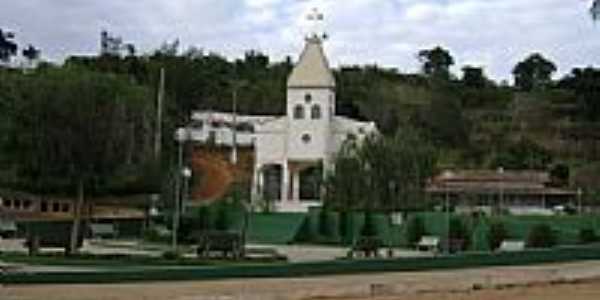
[360,211,377,237]
[405,216,426,246]
[143,227,168,243]
[338,211,349,242]
[488,221,509,250]
[214,204,230,231]
[161,250,181,260]
[526,224,556,248]
[449,217,469,240]
[318,208,332,237]
[579,228,597,244]
[196,206,212,230]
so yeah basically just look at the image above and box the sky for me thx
[2,0,599,81]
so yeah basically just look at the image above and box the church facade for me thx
[187,36,377,212]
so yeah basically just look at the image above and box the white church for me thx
[187,33,377,212]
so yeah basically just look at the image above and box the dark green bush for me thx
[161,250,181,260]
[488,221,509,250]
[526,224,556,248]
[579,228,597,244]
[143,227,168,243]
[405,216,426,246]
[449,217,469,240]
[338,211,349,242]
[318,208,332,237]
[360,211,377,237]
[196,206,212,230]
[214,203,230,231]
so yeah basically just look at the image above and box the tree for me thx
[512,53,557,91]
[325,128,437,245]
[418,46,455,80]
[22,45,40,62]
[491,138,552,170]
[412,92,470,148]
[2,67,154,253]
[559,67,600,121]
[591,0,600,21]
[0,29,18,63]
[462,66,486,88]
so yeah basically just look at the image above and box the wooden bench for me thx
[193,231,244,260]
[89,223,117,239]
[350,236,382,258]
[416,236,440,252]
[499,240,525,252]
[442,238,466,254]
[24,223,85,255]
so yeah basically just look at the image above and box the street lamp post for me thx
[181,167,192,215]
[173,127,190,252]
[577,188,583,215]
[442,170,453,255]
[497,166,504,215]
[230,80,248,165]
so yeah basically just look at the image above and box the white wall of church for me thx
[286,88,334,161]
[255,133,286,165]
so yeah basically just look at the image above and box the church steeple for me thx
[287,36,335,89]
[287,8,335,89]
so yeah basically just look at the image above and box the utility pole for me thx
[155,68,165,160]
[232,88,238,165]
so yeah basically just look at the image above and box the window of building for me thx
[3,199,11,208]
[41,201,48,212]
[61,203,70,213]
[311,104,322,119]
[302,133,312,144]
[14,199,21,210]
[294,105,305,119]
[23,200,31,210]
[305,93,312,103]
[53,202,60,212]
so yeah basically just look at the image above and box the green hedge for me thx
[294,208,403,246]
[411,212,600,248]
[5,246,600,285]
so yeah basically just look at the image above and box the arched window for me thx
[294,105,305,119]
[311,104,321,119]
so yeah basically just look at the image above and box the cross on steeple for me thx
[306,7,328,40]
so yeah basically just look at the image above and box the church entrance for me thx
[299,165,322,201]
[262,164,282,202]
[288,160,323,202]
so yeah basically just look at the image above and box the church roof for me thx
[287,36,336,89]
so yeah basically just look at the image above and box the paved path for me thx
[4,261,600,300]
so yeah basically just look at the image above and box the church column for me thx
[281,161,289,204]
[292,170,300,202]
[250,163,261,207]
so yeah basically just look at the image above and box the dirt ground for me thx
[4,261,600,300]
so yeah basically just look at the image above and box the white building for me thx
[188,35,377,212]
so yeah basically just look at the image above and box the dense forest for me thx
[2,29,600,199]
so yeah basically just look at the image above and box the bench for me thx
[416,236,440,252]
[89,223,117,239]
[0,219,17,238]
[193,230,244,260]
[499,240,525,252]
[350,236,382,258]
[24,222,85,255]
[441,238,466,254]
